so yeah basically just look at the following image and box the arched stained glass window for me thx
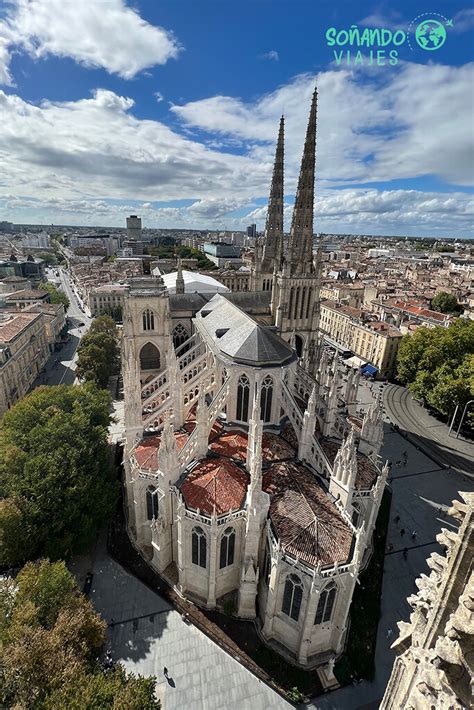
[146,486,159,520]
[314,582,337,625]
[260,375,273,423]
[236,374,250,422]
[219,527,235,568]
[192,526,206,568]
[282,573,303,622]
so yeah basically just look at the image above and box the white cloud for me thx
[0,62,473,235]
[154,91,164,103]
[260,50,279,61]
[452,9,474,33]
[172,63,474,188]
[245,188,474,236]
[0,0,180,85]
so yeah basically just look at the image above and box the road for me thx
[384,384,473,477]
[31,268,91,388]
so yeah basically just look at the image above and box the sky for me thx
[0,0,473,237]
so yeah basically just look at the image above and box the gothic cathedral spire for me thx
[261,115,284,273]
[287,87,317,275]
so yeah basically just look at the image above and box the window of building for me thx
[314,582,337,625]
[173,322,189,349]
[192,526,206,568]
[352,504,360,528]
[282,573,303,622]
[140,343,160,371]
[236,374,250,422]
[142,308,155,331]
[219,527,235,568]
[146,486,159,520]
[260,375,273,423]
[262,543,271,586]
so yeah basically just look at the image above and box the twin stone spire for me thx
[261,87,318,277]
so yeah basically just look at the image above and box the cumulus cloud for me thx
[172,63,474,188]
[0,0,180,85]
[245,188,474,236]
[0,61,473,235]
[260,50,279,61]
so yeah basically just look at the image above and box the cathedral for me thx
[121,89,388,673]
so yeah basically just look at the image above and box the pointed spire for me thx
[288,87,317,275]
[262,115,284,272]
[175,257,184,295]
[158,415,178,473]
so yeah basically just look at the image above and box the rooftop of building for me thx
[196,293,294,366]
[5,288,49,300]
[155,268,230,295]
[0,312,41,342]
[318,437,379,490]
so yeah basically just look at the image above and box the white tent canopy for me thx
[153,268,230,294]
[344,355,366,369]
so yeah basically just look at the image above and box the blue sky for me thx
[0,0,473,236]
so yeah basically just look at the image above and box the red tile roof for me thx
[181,458,249,515]
[209,430,294,461]
[263,462,353,567]
[134,432,190,470]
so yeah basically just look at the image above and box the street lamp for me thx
[455,399,473,439]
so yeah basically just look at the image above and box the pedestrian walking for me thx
[400,528,405,537]
[387,543,394,552]
[411,530,417,541]
[386,628,393,639]
[394,515,400,523]
[163,667,168,677]
[403,548,408,560]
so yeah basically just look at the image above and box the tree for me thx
[0,498,31,568]
[0,560,159,709]
[431,291,462,314]
[0,384,117,562]
[397,320,474,427]
[76,316,120,389]
[38,281,70,310]
[36,251,57,266]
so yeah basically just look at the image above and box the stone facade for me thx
[381,492,473,709]
[121,89,389,671]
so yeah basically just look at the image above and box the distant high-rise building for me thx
[246,223,257,238]
[126,215,142,241]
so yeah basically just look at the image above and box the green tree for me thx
[38,281,70,310]
[0,498,31,567]
[397,320,474,426]
[76,316,120,389]
[0,385,117,562]
[36,252,57,266]
[431,291,462,314]
[0,560,159,709]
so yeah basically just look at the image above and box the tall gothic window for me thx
[314,582,337,625]
[192,526,206,568]
[300,287,307,319]
[260,375,273,423]
[142,308,155,331]
[294,287,300,320]
[282,573,303,622]
[236,374,250,422]
[173,322,188,349]
[219,527,235,568]
[146,486,159,520]
[140,343,160,371]
[352,504,360,528]
[288,288,294,320]
[262,543,271,586]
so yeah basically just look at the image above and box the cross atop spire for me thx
[175,256,185,295]
[261,115,284,272]
[287,87,317,275]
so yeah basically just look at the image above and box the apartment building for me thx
[0,311,49,415]
[89,283,127,319]
[320,300,402,378]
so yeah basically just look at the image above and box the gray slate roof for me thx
[196,294,294,366]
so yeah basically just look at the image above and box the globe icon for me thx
[415,19,447,50]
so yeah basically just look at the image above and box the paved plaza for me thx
[75,536,290,710]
